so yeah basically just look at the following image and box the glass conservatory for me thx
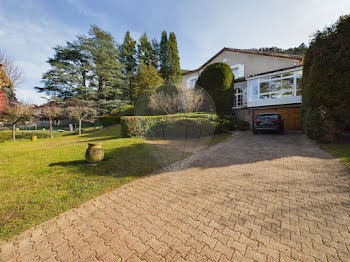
[246,67,302,107]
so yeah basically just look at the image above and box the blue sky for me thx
[0,0,349,104]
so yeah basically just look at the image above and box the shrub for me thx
[236,120,250,131]
[302,15,350,141]
[98,115,120,127]
[196,62,234,115]
[111,105,134,117]
[215,119,232,134]
[120,113,217,138]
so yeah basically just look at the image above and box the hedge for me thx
[120,113,218,138]
[98,115,120,127]
[302,15,350,142]
[111,105,134,117]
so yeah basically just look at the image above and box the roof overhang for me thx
[182,47,303,76]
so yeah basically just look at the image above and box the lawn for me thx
[321,143,350,168]
[0,126,231,240]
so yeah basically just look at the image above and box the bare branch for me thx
[0,50,23,88]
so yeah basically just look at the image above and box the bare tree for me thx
[0,50,23,101]
[2,104,34,142]
[66,105,97,135]
[41,105,63,138]
[149,87,205,115]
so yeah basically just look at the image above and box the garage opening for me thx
[253,106,301,130]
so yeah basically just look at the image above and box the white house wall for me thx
[182,50,301,89]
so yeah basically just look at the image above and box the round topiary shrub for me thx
[196,62,234,115]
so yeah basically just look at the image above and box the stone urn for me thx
[85,142,104,166]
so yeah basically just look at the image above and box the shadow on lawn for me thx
[49,142,160,178]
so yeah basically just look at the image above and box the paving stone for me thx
[1,133,350,261]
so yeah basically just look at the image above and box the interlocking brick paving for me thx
[1,132,350,261]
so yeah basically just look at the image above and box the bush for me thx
[120,113,217,138]
[98,115,120,127]
[236,120,250,131]
[111,105,134,117]
[215,119,232,134]
[302,15,350,141]
[196,62,234,115]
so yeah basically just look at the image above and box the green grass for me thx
[0,125,161,239]
[0,126,231,240]
[321,143,350,168]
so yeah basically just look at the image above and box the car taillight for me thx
[254,120,261,123]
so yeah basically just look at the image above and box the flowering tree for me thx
[41,105,63,138]
[2,104,34,141]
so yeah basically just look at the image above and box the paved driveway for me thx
[1,132,350,262]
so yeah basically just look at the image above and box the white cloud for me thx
[0,10,79,105]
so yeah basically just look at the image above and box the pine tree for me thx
[137,33,154,67]
[150,38,160,69]
[159,31,170,79]
[80,25,127,113]
[119,31,137,100]
[132,63,163,102]
[35,41,91,101]
[167,32,181,81]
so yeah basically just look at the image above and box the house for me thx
[182,48,303,130]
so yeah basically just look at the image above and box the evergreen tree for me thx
[150,38,160,69]
[159,31,170,79]
[132,63,163,102]
[119,31,137,100]
[35,41,91,101]
[167,32,181,81]
[79,25,126,113]
[137,33,154,67]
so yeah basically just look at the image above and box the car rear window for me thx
[256,114,279,120]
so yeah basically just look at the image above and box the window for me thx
[247,68,302,102]
[248,79,258,102]
[188,77,198,88]
[234,88,243,107]
[231,64,244,78]
[190,78,197,88]
[295,70,302,96]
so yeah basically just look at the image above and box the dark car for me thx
[253,113,284,134]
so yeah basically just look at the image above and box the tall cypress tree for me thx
[150,38,160,69]
[119,31,137,100]
[168,32,181,81]
[137,33,153,67]
[159,31,170,79]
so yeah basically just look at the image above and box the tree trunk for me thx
[78,119,82,135]
[49,119,53,139]
[12,123,16,142]
[129,78,133,101]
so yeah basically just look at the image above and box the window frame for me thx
[234,88,244,108]
[248,67,303,101]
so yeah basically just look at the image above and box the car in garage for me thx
[253,113,284,134]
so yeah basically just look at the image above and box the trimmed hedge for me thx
[302,15,350,142]
[120,113,218,138]
[98,115,120,127]
[196,62,234,115]
[111,105,134,117]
